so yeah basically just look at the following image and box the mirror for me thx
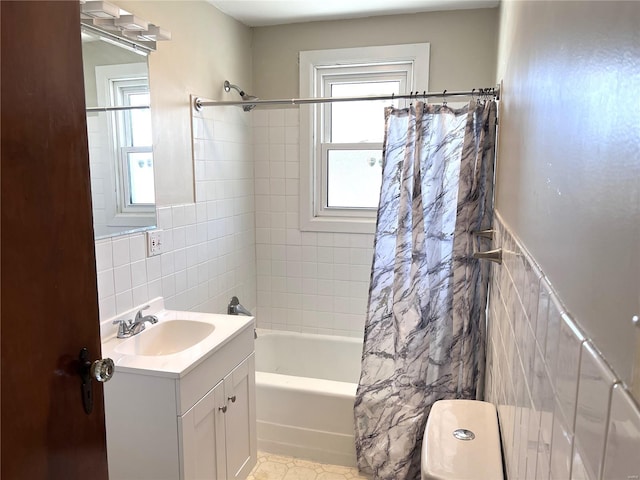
[81,24,156,239]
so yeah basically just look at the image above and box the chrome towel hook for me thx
[473,248,503,264]
[471,229,502,264]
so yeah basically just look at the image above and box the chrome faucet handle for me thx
[129,322,147,335]
[112,319,132,338]
[134,305,151,322]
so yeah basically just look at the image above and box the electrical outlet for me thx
[147,230,163,257]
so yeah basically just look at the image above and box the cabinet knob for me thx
[228,395,236,403]
[218,405,228,413]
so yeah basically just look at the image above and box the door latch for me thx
[78,348,114,414]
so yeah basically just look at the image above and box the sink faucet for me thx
[131,305,159,334]
[112,305,159,339]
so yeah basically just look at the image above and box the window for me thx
[299,44,430,233]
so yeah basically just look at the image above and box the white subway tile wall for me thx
[572,343,618,480]
[94,99,256,321]
[252,108,373,337]
[603,384,640,479]
[87,114,108,234]
[486,213,640,480]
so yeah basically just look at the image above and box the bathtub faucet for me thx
[227,296,257,339]
[228,296,252,316]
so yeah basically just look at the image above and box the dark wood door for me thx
[1,2,109,479]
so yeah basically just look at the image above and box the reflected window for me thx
[112,79,155,210]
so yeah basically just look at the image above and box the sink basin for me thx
[114,320,215,356]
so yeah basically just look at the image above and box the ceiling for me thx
[207,0,500,27]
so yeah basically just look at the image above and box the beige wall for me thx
[252,8,499,99]
[82,40,145,106]
[116,1,253,206]
[495,1,640,387]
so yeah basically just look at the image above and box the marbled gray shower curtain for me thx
[354,100,497,479]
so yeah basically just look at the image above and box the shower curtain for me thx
[354,99,497,479]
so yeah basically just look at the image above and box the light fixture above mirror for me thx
[80,1,171,51]
[80,0,120,19]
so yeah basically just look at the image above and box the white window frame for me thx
[95,63,155,228]
[299,43,430,234]
[112,80,154,212]
[320,68,406,215]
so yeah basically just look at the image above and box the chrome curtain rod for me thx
[193,86,499,111]
[86,105,150,113]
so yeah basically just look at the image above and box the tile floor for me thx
[248,452,370,480]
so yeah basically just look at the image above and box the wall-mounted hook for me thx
[473,248,502,264]
[472,229,495,240]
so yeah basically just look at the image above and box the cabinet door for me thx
[179,380,227,480]
[224,354,257,480]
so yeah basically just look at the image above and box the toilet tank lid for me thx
[421,400,504,480]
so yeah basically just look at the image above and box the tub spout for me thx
[227,296,257,339]
[228,296,252,316]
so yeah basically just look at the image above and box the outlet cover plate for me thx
[147,230,163,257]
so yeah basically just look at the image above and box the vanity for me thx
[101,300,257,480]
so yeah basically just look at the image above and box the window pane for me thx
[127,91,149,107]
[327,149,382,208]
[127,151,155,204]
[330,81,399,143]
[127,92,152,146]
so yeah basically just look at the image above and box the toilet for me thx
[421,399,504,480]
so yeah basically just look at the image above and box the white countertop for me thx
[101,301,254,379]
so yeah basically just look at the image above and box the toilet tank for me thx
[421,400,504,480]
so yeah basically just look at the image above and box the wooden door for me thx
[1,2,109,479]
[179,380,228,480]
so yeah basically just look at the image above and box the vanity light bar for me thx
[82,0,172,44]
[94,15,148,32]
[123,25,172,42]
[92,17,122,32]
[144,25,172,41]
[81,1,120,19]
[115,14,149,31]
[81,22,155,53]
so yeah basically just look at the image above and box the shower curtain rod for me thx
[86,105,150,113]
[193,86,500,111]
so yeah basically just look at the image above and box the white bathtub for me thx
[254,329,363,467]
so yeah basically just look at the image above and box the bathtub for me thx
[254,329,363,467]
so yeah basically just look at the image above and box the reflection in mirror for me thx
[81,24,157,239]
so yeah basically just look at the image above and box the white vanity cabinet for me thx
[180,355,256,480]
[104,324,256,480]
